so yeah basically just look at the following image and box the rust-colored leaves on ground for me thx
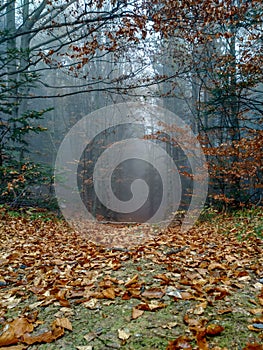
[0,208,262,348]
[0,315,71,346]
[166,335,193,350]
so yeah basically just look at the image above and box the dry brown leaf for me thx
[0,317,34,346]
[194,301,207,315]
[208,262,226,271]
[217,308,232,315]
[249,308,263,315]
[181,292,195,300]
[153,274,170,284]
[53,317,72,331]
[102,287,115,299]
[141,287,164,299]
[83,332,98,342]
[137,301,167,311]
[125,274,138,287]
[183,314,204,327]
[247,325,262,332]
[166,335,192,350]
[132,307,144,320]
[21,326,64,345]
[206,324,224,336]
[196,334,209,350]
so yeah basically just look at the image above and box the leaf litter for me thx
[0,208,262,349]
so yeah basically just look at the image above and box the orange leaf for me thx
[153,274,170,284]
[137,302,167,311]
[22,325,64,345]
[0,317,34,346]
[217,308,232,315]
[166,335,192,350]
[125,274,138,287]
[206,324,224,336]
[242,343,263,350]
[102,288,116,299]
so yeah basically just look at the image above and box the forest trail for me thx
[0,208,262,349]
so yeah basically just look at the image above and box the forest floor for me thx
[0,207,262,350]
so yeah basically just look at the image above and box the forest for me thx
[0,1,262,349]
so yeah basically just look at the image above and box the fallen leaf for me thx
[0,317,34,346]
[194,301,207,315]
[162,322,177,329]
[247,324,262,332]
[141,287,164,299]
[206,324,224,336]
[83,298,98,309]
[249,308,263,315]
[132,307,144,319]
[118,328,130,340]
[83,332,98,342]
[153,274,170,284]
[53,317,72,331]
[242,343,263,350]
[166,335,192,350]
[137,301,167,311]
[217,308,232,315]
[125,274,138,287]
[21,327,64,345]
[102,287,115,299]
[181,292,195,300]
[208,262,226,271]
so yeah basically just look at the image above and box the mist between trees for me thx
[0,0,262,218]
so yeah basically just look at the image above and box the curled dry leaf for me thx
[153,274,170,284]
[217,308,232,315]
[125,274,138,287]
[0,317,34,346]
